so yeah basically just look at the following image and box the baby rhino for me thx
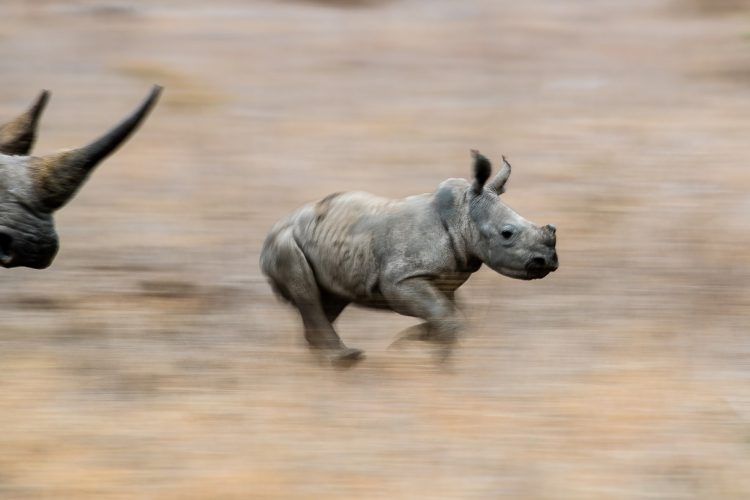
[261,151,558,366]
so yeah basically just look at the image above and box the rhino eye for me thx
[501,227,515,240]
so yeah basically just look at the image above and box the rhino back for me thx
[290,191,449,301]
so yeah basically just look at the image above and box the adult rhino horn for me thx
[0,90,51,156]
[32,85,162,211]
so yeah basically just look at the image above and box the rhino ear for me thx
[470,149,491,194]
[488,155,511,194]
[0,90,50,156]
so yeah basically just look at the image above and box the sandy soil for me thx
[1,0,750,497]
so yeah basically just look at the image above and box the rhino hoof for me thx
[331,347,365,368]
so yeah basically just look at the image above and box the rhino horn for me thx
[0,90,51,156]
[32,85,162,211]
[487,155,511,195]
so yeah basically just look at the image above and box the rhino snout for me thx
[525,249,558,279]
[0,229,58,269]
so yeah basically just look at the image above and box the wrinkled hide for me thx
[261,151,558,366]
[0,86,162,269]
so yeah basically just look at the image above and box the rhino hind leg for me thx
[262,229,363,367]
[318,292,361,368]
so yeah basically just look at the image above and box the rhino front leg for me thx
[382,278,460,360]
[389,289,461,347]
[389,322,431,346]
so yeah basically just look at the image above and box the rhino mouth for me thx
[524,259,554,280]
[496,266,544,280]
[497,260,555,280]
[525,268,552,280]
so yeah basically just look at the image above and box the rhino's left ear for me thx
[487,155,511,195]
[470,149,491,194]
[0,90,50,156]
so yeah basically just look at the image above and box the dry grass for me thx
[1,0,750,497]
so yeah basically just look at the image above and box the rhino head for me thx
[464,150,558,280]
[0,86,162,269]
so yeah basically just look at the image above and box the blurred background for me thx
[1,0,750,497]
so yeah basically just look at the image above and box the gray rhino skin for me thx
[0,86,162,269]
[261,151,558,366]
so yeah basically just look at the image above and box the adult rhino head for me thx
[0,86,162,269]
[461,150,558,280]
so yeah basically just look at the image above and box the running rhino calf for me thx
[0,86,162,269]
[261,151,558,366]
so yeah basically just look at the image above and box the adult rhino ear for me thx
[470,149,491,195]
[487,155,511,195]
[30,85,162,212]
[0,90,50,156]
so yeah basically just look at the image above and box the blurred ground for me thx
[1,0,750,498]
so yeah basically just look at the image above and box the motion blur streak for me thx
[1,0,750,498]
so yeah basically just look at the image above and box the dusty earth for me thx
[1,0,750,498]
